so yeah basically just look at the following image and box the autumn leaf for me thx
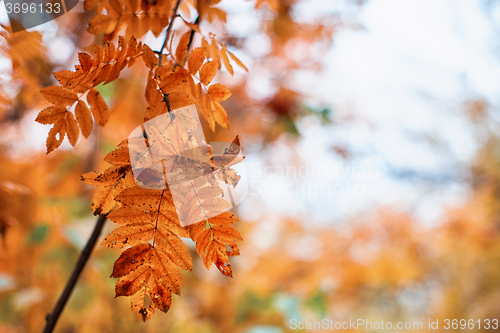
[227,49,248,72]
[75,100,93,138]
[187,47,207,75]
[187,212,242,277]
[142,44,158,70]
[208,83,231,102]
[65,111,80,147]
[102,185,193,320]
[40,86,78,107]
[46,119,66,154]
[35,106,67,125]
[220,45,234,75]
[199,61,218,85]
[167,91,196,110]
[175,31,191,65]
[87,88,109,126]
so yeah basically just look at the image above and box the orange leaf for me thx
[75,100,93,138]
[87,88,109,126]
[65,112,79,147]
[199,61,217,85]
[105,147,131,165]
[220,45,234,75]
[187,47,206,75]
[175,31,191,65]
[142,44,158,70]
[88,14,117,35]
[40,85,78,107]
[35,106,67,124]
[227,49,248,72]
[208,83,231,102]
[53,70,73,86]
[46,119,66,154]
[158,67,192,94]
[167,91,196,110]
[79,52,93,71]
[104,41,116,62]
[211,100,229,129]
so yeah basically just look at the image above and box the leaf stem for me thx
[42,214,107,333]
[159,0,183,67]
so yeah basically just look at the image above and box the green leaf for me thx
[28,225,49,244]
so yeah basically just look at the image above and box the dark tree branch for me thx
[186,14,201,56]
[159,0,183,67]
[42,214,107,333]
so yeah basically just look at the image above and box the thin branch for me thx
[186,14,201,56]
[159,0,183,67]
[42,214,107,333]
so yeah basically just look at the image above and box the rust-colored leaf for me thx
[35,106,67,125]
[87,88,109,126]
[40,86,78,107]
[187,47,206,75]
[46,119,66,154]
[208,83,231,102]
[175,31,191,65]
[75,100,93,138]
[199,61,218,85]
[142,44,158,70]
[167,91,196,110]
[65,112,79,147]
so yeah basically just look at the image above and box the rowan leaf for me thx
[211,100,230,129]
[227,49,248,72]
[82,165,131,186]
[189,213,241,277]
[199,61,218,85]
[175,31,191,65]
[65,111,79,147]
[158,67,192,95]
[208,83,231,102]
[142,44,158,70]
[46,119,66,154]
[78,52,93,71]
[35,106,67,125]
[187,47,207,75]
[88,14,117,35]
[53,70,74,86]
[40,86,78,107]
[167,91,196,110]
[104,147,130,165]
[87,88,109,126]
[102,223,156,249]
[220,45,234,75]
[75,100,93,138]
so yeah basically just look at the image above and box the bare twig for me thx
[159,0,183,67]
[186,14,201,56]
[42,214,107,333]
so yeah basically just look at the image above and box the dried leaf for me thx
[142,44,158,70]
[75,100,93,138]
[35,106,67,125]
[220,45,234,75]
[87,88,109,126]
[175,31,191,65]
[167,91,196,110]
[208,83,231,102]
[227,49,248,72]
[65,112,80,147]
[199,61,218,85]
[46,119,66,154]
[40,86,78,107]
[187,47,207,75]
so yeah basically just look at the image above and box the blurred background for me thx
[1,0,500,332]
